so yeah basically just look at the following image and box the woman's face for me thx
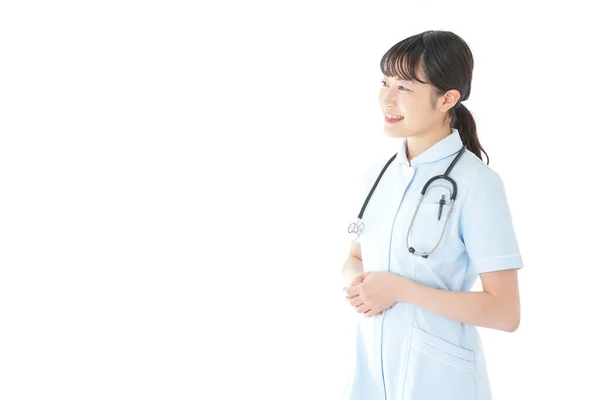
[378,70,440,139]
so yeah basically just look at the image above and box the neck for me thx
[406,125,452,165]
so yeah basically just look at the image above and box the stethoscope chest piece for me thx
[348,218,364,242]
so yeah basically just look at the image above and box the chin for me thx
[383,127,409,139]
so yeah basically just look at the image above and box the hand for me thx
[344,272,383,316]
[344,272,405,317]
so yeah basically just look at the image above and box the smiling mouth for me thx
[384,113,404,123]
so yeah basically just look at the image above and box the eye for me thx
[380,80,409,91]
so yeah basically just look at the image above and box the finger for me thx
[347,292,361,305]
[354,273,369,285]
[365,309,377,318]
[346,285,361,296]
[345,277,363,291]
[349,297,363,307]
[356,304,370,314]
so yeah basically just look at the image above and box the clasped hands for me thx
[343,271,409,317]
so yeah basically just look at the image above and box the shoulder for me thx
[453,150,515,224]
[457,149,505,196]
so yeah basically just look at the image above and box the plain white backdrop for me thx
[1,1,598,399]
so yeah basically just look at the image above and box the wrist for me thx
[395,275,415,303]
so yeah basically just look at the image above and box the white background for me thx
[1,1,598,399]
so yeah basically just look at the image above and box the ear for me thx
[440,89,461,112]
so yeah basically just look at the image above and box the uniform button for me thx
[403,167,414,178]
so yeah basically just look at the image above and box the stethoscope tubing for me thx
[348,145,467,258]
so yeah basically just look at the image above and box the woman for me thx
[341,30,523,400]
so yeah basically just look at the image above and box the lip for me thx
[384,115,404,124]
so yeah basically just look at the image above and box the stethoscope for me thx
[348,144,467,258]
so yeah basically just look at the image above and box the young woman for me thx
[342,30,523,400]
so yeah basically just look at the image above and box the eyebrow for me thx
[384,76,416,83]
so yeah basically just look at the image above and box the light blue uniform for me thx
[343,128,524,400]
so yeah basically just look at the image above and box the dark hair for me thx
[379,30,489,165]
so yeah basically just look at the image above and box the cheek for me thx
[405,104,428,121]
[403,101,416,113]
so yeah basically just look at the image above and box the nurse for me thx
[341,30,523,400]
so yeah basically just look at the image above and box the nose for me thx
[381,88,396,108]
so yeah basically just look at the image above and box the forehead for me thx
[384,61,428,85]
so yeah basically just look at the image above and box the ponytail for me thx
[451,103,489,165]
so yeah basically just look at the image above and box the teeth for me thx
[385,113,403,120]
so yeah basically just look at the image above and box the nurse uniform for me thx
[343,128,524,400]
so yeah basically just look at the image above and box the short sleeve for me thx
[459,170,524,274]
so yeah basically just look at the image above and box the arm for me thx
[398,268,521,332]
[341,241,364,287]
